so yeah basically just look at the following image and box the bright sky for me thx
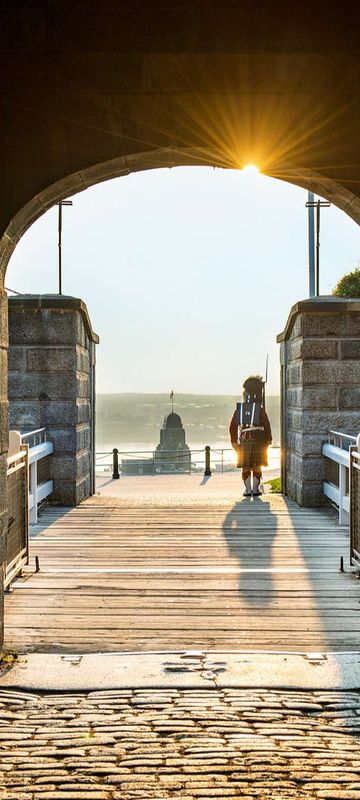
[6,167,360,395]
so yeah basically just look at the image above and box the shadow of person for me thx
[222,497,278,608]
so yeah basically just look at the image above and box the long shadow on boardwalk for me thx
[222,495,360,652]
[223,498,278,607]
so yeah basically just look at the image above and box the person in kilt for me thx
[229,375,272,497]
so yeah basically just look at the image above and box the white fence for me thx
[6,438,28,587]
[9,428,54,525]
[322,430,357,525]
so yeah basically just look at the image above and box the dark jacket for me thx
[229,405,272,446]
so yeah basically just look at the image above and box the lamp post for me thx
[305,195,330,297]
[307,191,315,297]
[57,199,73,294]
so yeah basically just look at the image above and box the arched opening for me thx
[6,163,360,503]
[3,162,360,656]
[2,148,360,282]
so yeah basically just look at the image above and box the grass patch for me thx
[0,649,18,670]
[265,477,282,493]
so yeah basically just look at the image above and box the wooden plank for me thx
[5,496,360,654]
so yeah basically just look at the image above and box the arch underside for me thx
[1,143,360,283]
[1,2,360,279]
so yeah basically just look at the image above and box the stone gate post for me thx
[8,295,99,506]
[278,297,360,507]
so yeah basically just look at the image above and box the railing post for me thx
[204,445,211,477]
[29,458,38,524]
[112,448,120,479]
[339,462,346,526]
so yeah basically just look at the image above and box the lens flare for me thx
[242,164,260,174]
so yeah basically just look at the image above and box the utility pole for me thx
[57,199,73,294]
[305,195,330,297]
[307,191,315,297]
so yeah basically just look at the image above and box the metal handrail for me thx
[21,427,47,446]
[9,428,53,523]
[322,440,351,525]
[95,444,281,480]
[95,445,239,478]
[21,427,47,440]
[96,447,236,457]
[328,430,357,444]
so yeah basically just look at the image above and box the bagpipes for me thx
[236,356,268,432]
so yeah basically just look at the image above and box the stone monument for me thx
[155,410,191,472]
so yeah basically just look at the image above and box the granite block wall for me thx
[8,296,98,506]
[278,297,360,507]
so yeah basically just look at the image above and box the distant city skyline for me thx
[6,167,360,395]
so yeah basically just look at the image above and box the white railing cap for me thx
[28,440,53,464]
[322,442,350,467]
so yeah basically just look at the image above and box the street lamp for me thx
[305,194,330,297]
[57,199,73,294]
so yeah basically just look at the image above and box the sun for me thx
[242,164,260,175]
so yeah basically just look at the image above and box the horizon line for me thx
[97,391,280,397]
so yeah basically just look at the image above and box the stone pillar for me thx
[8,295,99,506]
[277,297,360,507]
[0,288,8,647]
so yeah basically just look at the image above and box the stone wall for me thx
[8,296,98,506]
[0,289,8,645]
[277,297,360,507]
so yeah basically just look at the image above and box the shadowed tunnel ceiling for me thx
[1,0,360,275]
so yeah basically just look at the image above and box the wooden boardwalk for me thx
[4,495,359,654]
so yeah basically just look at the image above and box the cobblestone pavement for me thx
[2,689,360,798]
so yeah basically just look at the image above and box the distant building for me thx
[121,456,154,476]
[155,412,191,472]
[121,410,191,475]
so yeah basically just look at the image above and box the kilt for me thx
[235,439,268,469]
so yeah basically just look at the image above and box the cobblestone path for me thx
[2,689,360,798]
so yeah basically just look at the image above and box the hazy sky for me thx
[6,167,360,395]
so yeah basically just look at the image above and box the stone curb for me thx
[1,651,360,692]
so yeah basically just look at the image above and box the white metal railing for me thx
[28,438,54,523]
[350,444,360,568]
[328,430,357,448]
[9,429,54,524]
[21,427,48,448]
[322,431,358,525]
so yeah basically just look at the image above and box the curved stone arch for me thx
[1,145,360,283]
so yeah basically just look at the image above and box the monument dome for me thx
[163,412,182,429]
[155,405,190,471]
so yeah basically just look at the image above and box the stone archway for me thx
[2,148,360,280]
[1,0,360,645]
